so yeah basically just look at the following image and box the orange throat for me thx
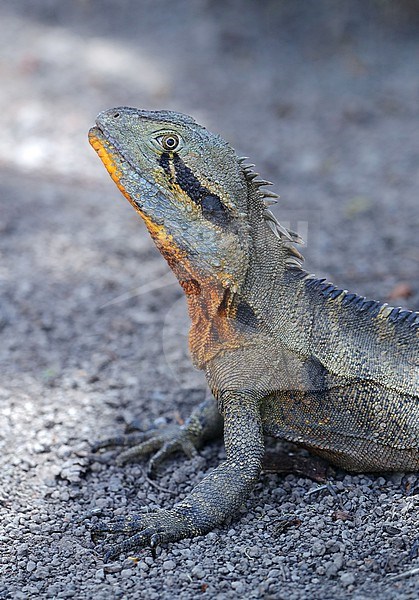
[186,281,244,368]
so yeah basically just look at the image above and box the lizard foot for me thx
[92,424,199,475]
[92,508,194,561]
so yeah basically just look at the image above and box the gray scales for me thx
[88,107,419,560]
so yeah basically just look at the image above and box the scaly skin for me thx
[89,107,419,560]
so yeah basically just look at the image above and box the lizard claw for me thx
[92,424,200,473]
[103,527,158,562]
[147,437,198,474]
[91,509,191,561]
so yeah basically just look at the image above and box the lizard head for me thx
[89,107,251,296]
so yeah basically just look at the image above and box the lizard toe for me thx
[91,431,150,453]
[92,515,145,537]
[116,437,165,465]
[147,437,198,475]
[103,525,161,561]
[93,510,188,561]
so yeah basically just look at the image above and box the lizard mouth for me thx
[89,124,152,210]
[89,124,139,181]
[89,123,188,267]
[89,124,161,203]
[89,127,124,174]
[88,126,136,209]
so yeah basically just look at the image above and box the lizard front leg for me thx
[92,392,264,560]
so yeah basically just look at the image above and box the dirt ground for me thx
[0,1,418,598]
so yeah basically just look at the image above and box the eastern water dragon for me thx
[88,107,418,560]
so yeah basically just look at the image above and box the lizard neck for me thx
[185,279,234,368]
[185,184,293,368]
[242,188,292,311]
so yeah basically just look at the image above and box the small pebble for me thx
[26,561,36,573]
[162,560,176,571]
[340,572,356,587]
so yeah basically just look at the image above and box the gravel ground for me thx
[0,1,418,598]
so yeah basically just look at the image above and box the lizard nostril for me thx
[113,112,120,119]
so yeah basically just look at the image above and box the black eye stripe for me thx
[201,195,231,228]
[158,153,233,230]
[172,154,207,205]
[159,152,171,176]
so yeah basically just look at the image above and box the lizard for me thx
[88,107,419,560]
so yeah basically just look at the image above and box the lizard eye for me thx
[157,133,181,152]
